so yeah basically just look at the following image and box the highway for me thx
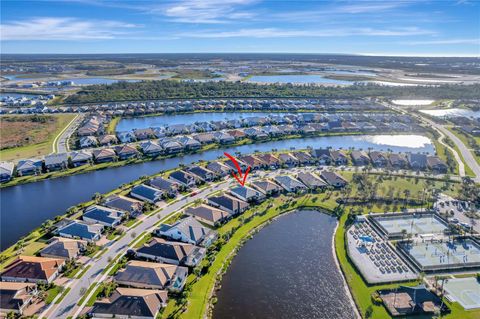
[41,179,232,319]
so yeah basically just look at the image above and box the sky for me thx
[1,0,479,56]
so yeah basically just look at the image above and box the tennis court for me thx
[442,277,480,310]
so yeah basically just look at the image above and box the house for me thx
[192,132,215,144]
[255,153,281,169]
[278,153,299,167]
[117,131,136,143]
[79,136,98,148]
[93,148,117,163]
[213,131,235,144]
[83,205,125,227]
[130,184,164,203]
[44,153,68,171]
[98,134,118,146]
[350,151,370,166]
[320,171,348,188]
[39,237,86,260]
[408,153,428,170]
[229,185,266,202]
[297,171,327,189]
[0,256,65,284]
[369,151,389,167]
[427,156,448,173]
[251,179,283,195]
[389,153,408,169]
[330,150,348,165]
[206,161,232,177]
[0,282,36,316]
[15,158,43,176]
[134,128,155,140]
[185,204,230,226]
[224,157,249,171]
[176,136,202,150]
[227,129,247,139]
[114,260,188,292]
[136,238,206,267]
[140,140,163,157]
[0,161,15,182]
[69,150,93,167]
[239,155,265,170]
[311,148,332,165]
[90,288,168,319]
[156,217,217,247]
[159,139,183,154]
[274,175,307,192]
[169,170,197,188]
[186,166,216,182]
[292,151,314,165]
[114,144,139,160]
[57,220,103,242]
[147,177,178,198]
[104,194,144,217]
[207,194,249,215]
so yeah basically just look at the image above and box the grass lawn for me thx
[0,113,76,161]
[55,287,71,304]
[106,116,121,134]
[45,285,64,304]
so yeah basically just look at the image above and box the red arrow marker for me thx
[224,152,252,187]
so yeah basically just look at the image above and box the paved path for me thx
[41,180,232,319]
[52,113,84,154]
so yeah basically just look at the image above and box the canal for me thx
[213,209,356,319]
[1,134,434,250]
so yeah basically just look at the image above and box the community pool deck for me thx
[399,239,480,272]
[442,277,480,310]
[371,213,448,238]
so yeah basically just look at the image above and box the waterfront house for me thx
[226,129,247,140]
[130,184,164,203]
[297,171,328,189]
[186,166,216,182]
[229,185,266,202]
[176,136,202,150]
[427,156,448,173]
[255,153,281,169]
[369,151,389,167]
[0,256,65,284]
[0,282,36,316]
[156,217,217,247]
[93,148,117,163]
[15,158,43,176]
[320,171,348,188]
[0,161,14,182]
[79,136,98,149]
[90,288,168,319]
[213,131,235,144]
[159,138,183,154]
[98,134,118,146]
[136,238,206,267]
[251,179,283,195]
[292,151,314,165]
[114,260,188,292]
[69,150,93,167]
[104,194,144,217]
[140,140,163,157]
[134,128,155,140]
[278,153,300,167]
[167,124,190,135]
[192,132,215,144]
[207,194,249,215]
[57,220,103,242]
[389,153,408,169]
[185,204,230,226]
[239,155,265,170]
[274,175,307,193]
[330,150,348,165]
[83,205,125,227]
[39,237,86,260]
[114,144,139,160]
[224,157,249,172]
[350,151,370,166]
[149,177,179,197]
[169,170,197,188]
[44,153,68,171]
[311,148,332,165]
[206,161,232,177]
[117,131,136,143]
[408,153,428,170]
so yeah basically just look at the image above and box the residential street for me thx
[53,113,84,154]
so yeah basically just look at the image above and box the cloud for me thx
[403,38,480,45]
[1,17,139,40]
[154,0,257,24]
[178,27,435,38]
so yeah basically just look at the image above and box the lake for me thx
[0,92,43,99]
[247,75,352,85]
[419,108,480,119]
[0,134,434,250]
[116,112,293,131]
[213,210,355,319]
